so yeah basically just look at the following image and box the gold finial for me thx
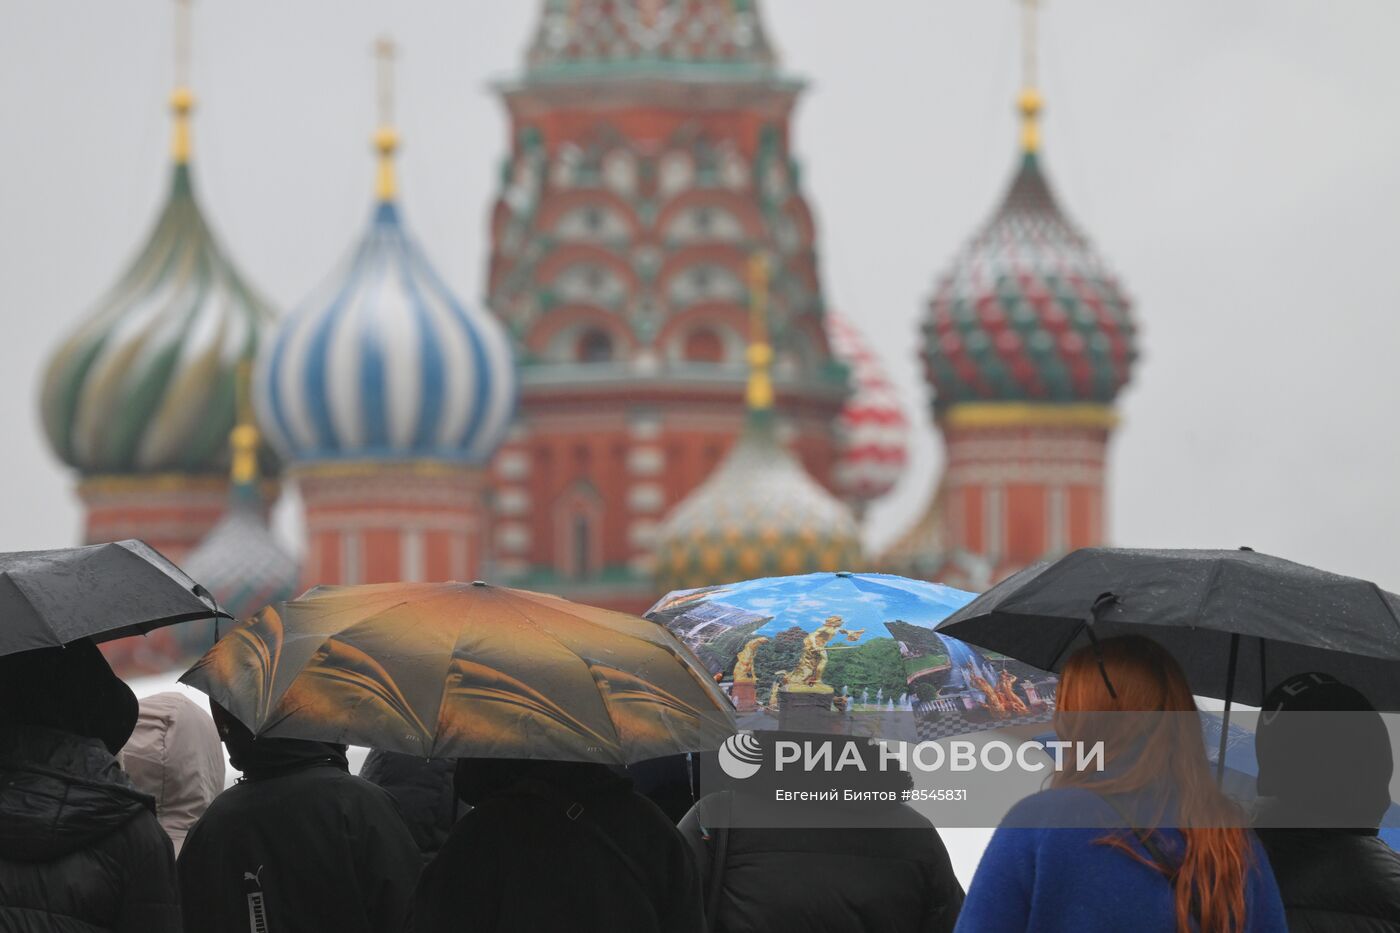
[746,252,774,413]
[230,360,259,487]
[373,36,399,201]
[171,0,194,164]
[1019,0,1042,154]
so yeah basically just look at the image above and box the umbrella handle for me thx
[1084,626,1118,700]
[1085,593,1119,700]
[1216,633,1240,786]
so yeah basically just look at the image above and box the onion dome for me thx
[526,0,777,79]
[183,370,299,622]
[40,87,278,476]
[825,312,909,511]
[256,66,517,465]
[655,255,863,591]
[920,89,1137,411]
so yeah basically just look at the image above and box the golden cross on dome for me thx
[1018,0,1043,154]
[170,0,195,164]
[230,360,260,487]
[373,35,399,201]
[375,36,396,127]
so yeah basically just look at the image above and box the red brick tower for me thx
[882,3,1138,587]
[486,0,849,612]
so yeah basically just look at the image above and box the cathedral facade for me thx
[36,0,1136,675]
[480,1,863,611]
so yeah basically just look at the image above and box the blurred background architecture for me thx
[881,1,1137,588]
[30,0,1400,676]
[482,1,855,611]
[31,0,1134,672]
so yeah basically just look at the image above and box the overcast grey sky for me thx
[3,1,1399,588]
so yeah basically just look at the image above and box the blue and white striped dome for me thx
[256,201,517,464]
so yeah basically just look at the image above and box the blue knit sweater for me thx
[954,788,1287,932]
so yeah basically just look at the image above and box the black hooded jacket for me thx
[410,758,706,933]
[677,733,963,933]
[176,710,420,933]
[0,643,181,933]
[1254,674,1400,931]
[1256,829,1400,932]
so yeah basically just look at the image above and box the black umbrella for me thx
[933,547,1400,779]
[0,540,227,657]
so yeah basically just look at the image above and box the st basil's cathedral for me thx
[35,0,1136,674]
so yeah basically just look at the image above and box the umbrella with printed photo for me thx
[180,580,736,764]
[646,571,1057,738]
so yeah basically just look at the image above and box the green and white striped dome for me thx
[40,161,278,476]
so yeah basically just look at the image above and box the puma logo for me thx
[244,866,264,886]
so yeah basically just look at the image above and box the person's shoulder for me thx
[1255,829,1400,899]
[620,784,686,827]
[108,803,173,857]
[331,770,417,816]
[191,781,241,821]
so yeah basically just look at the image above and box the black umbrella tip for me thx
[1239,546,1255,552]
[190,583,230,618]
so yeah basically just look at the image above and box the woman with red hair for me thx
[954,635,1286,932]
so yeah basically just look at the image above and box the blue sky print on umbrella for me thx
[648,572,1057,738]
[648,572,976,665]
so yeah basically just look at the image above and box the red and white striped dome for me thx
[826,312,909,509]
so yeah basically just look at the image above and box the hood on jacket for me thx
[120,692,225,854]
[0,724,153,862]
[0,639,139,754]
[1256,673,1392,830]
[209,701,348,780]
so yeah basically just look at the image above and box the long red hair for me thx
[1051,635,1252,933]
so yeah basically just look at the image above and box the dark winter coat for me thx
[359,750,460,865]
[1251,674,1400,931]
[1257,829,1400,932]
[626,753,698,824]
[177,720,420,933]
[0,640,181,933]
[679,791,964,933]
[410,758,706,933]
[678,731,962,933]
[0,725,181,933]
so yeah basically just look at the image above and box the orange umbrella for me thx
[180,581,735,764]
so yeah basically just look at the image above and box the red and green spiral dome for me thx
[921,152,1137,411]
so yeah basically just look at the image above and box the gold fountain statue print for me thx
[733,636,769,684]
[782,616,865,694]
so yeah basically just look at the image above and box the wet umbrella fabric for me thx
[180,581,736,765]
[0,539,225,657]
[933,547,1400,710]
[646,572,977,677]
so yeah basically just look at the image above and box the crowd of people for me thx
[1,634,1399,931]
